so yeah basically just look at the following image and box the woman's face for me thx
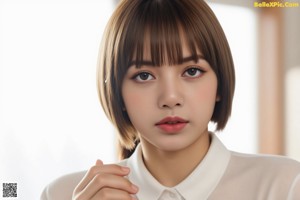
[121,38,219,153]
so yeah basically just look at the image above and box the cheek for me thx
[192,80,218,102]
[201,86,218,102]
[122,88,153,132]
[122,85,152,117]
[189,80,218,115]
[123,93,141,107]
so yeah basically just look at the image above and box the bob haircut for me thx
[97,0,235,159]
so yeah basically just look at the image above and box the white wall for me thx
[284,4,300,161]
[286,67,300,161]
[208,2,258,154]
[0,1,116,199]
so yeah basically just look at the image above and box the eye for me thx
[133,72,155,82]
[183,67,204,78]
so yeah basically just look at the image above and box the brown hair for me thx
[97,0,235,160]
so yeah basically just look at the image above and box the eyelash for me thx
[182,67,205,78]
[131,67,205,82]
[132,71,155,82]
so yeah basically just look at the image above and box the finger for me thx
[74,164,130,194]
[77,173,138,200]
[95,159,103,166]
[91,187,138,200]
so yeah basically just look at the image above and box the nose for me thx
[157,77,184,109]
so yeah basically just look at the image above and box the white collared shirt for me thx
[120,133,300,200]
[41,133,300,200]
[125,133,231,200]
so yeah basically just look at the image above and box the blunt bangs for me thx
[120,0,203,70]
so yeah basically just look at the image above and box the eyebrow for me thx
[129,54,205,68]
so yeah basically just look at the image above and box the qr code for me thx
[2,183,17,198]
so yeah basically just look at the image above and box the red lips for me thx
[155,116,189,133]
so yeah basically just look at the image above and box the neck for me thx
[141,131,211,187]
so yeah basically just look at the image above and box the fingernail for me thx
[131,184,139,192]
[95,159,103,165]
[121,167,130,172]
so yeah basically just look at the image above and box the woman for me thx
[41,0,300,199]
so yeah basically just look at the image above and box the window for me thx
[208,2,258,154]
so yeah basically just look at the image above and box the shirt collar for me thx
[127,133,231,200]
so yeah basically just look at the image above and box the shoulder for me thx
[213,151,300,198]
[228,152,300,195]
[41,171,86,200]
[229,151,300,175]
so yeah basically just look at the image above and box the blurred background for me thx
[0,0,299,199]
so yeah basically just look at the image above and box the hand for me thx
[72,160,138,200]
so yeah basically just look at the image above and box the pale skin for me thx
[73,160,138,200]
[72,36,219,199]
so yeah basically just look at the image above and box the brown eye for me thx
[133,72,155,82]
[183,67,204,78]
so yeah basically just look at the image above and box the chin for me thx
[151,138,193,152]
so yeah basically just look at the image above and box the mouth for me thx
[155,116,189,133]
